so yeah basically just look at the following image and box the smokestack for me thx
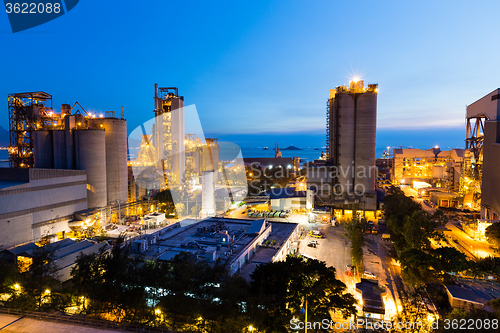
[154,83,158,114]
[121,106,124,119]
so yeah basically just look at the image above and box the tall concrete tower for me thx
[326,80,378,210]
[153,85,185,185]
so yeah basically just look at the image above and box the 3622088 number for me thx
[5,3,61,14]
[443,318,498,330]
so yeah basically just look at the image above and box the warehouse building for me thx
[0,168,87,247]
[128,217,299,275]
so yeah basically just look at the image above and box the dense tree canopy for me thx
[249,256,356,333]
[485,223,500,252]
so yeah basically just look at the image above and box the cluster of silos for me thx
[32,109,128,209]
[327,81,377,196]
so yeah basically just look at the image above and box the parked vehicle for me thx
[307,240,318,248]
[309,230,323,238]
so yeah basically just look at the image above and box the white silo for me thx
[74,129,107,208]
[88,118,128,205]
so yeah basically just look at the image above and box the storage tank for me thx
[52,130,68,169]
[74,129,107,208]
[202,144,220,172]
[201,171,215,217]
[88,118,128,205]
[33,130,54,168]
[355,92,377,194]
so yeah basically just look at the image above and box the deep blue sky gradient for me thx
[1,0,499,149]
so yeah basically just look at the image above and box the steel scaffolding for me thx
[8,91,53,168]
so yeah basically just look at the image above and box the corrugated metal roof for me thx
[247,219,266,235]
[53,240,94,260]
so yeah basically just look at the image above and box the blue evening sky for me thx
[1,0,499,149]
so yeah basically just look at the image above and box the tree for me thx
[469,256,500,278]
[344,216,366,272]
[249,255,356,332]
[485,223,500,252]
[393,287,435,333]
[434,307,497,333]
[0,258,18,294]
[385,188,423,253]
[174,203,185,218]
[153,189,176,216]
[399,248,437,287]
[430,247,469,278]
[191,205,202,218]
[71,237,151,323]
[385,188,445,255]
[7,246,61,311]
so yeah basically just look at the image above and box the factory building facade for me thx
[461,89,500,219]
[392,148,464,191]
[478,90,500,220]
[0,168,87,247]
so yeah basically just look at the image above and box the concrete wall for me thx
[482,121,500,218]
[0,169,87,248]
[355,93,377,193]
[467,88,500,120]
[230,223,272,275]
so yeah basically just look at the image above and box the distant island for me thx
[282,145,302,151]
[263,147,269,150]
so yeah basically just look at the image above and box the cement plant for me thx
[1,2,500,333]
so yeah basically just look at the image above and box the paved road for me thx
[364,229,403,319]
[444,219,494,258]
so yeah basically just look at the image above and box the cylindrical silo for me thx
[33,130,54,168]
[74,129,107,208]
[355,92,377,194]
[337,93,355,193]
[52,130,68,169]
[193,149,201,175]
[88,118,128,205]
[201,171,215,217]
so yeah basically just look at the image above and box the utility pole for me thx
[305,298,308,333]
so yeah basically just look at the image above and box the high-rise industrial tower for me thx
[153,84,185,185]
[325,80,378,210]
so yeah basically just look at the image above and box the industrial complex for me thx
[3,81,500,331]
